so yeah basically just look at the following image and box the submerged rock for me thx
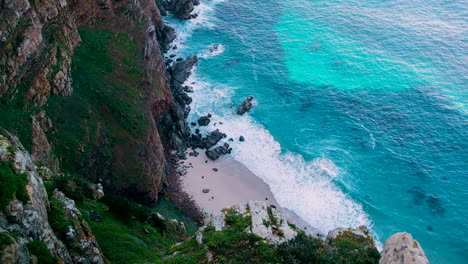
[237,96,254,115]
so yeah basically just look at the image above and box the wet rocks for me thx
[198,115,211,126]
[239,136,245,142]
[190,129,226,150]
[237,96,254,115]
[202,130,226,149]
[170,0,201,20]
[205,143,230,160]
[171,56,198,87]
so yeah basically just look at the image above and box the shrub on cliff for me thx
[46,174,93,201]
[277,231,380,264]
[26,240,58,264]
[0,161,29,209]
[48,198,73,239]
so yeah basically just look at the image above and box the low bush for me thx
[46,174,93,201]
[48,198,73,239]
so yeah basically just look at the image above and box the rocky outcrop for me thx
[237,96,254,115]
[52,190,109,264]
[156,0,201,20]
[203,201,297,244]
[0,131,108,263]
[380,232,429,264]
[198,114,211,126]
[0,131,72,263]
[205,143,230,160]
[158,56,198,153]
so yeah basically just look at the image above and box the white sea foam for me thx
[198,44,225,59]
[165,0,376,239]
[184,70,374,235]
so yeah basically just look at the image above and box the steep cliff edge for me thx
[0,0,190,204]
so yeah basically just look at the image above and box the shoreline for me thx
[179,149,279,213]
[177,149,321,235]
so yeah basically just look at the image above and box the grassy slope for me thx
[78,200,198,264]
[45,28,149,176]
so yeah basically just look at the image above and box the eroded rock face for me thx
[380,232,429,264]
[0,131,108,263]
[52,190,109,264]
[0,0,187,204]
[0,131,72,263]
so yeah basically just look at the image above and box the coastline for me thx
[179,149,279,213]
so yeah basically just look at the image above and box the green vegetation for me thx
[278,231,380,264]
[45,27,149,177]
[162,211,380,264]
[78,200,185,264]
[26,240,58,264]
[0,232,16,260]
[0,161,29,209]
[0,82,35,151]
[152,199,199,235]
[45,174,94,202]
[48,198,73,239]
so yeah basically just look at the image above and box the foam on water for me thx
[165,0,376,239]
[184,69,374,236]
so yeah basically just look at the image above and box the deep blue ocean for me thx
[165,0,468,262]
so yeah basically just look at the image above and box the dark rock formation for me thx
[239,136,245,142]
[206,143,230,160]
[198,115,211,126]
[156,0,201,20]
[158,55,198,153]
[190,129,226,150]
[237,96,254,115]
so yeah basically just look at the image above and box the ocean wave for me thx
[185,69,374,235]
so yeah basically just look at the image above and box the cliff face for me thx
[0,0,194,204]
[0,131,108,264]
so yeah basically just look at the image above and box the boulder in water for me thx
[237,96,254,115]
[198,116,211,126]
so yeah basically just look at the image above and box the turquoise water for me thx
[166,0,468,262]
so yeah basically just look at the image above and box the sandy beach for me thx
[180,149,279,213]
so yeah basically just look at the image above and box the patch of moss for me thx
[0,161,30,209]
[26,240,58,264]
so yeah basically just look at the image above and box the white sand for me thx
[180,149,278,213]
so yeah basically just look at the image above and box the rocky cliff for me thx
[0,131,108,263]
[0,0,197,204]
